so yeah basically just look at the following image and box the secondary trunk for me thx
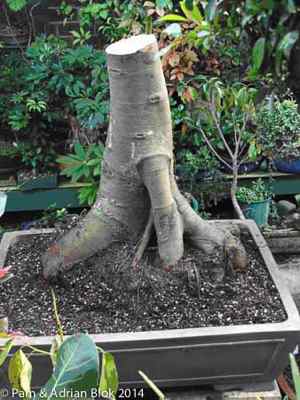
[42,34,246,279]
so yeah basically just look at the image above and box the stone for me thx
[277,200,297,216]
[286,213,300,230]
[278,259,300,294]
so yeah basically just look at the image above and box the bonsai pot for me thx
[241,199,271,226]
[274,159,300,174]
[17,171,58,191]
[0,220,300,389]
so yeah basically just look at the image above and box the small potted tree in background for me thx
[189,78,259,220]
[236,179,272,226]
[14,141,58,190]
[256,97,300,173]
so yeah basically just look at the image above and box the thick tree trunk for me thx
[42,35,246,279]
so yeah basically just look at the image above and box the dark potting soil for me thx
[0,231,287,336]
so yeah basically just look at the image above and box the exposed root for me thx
[42,209,125,279]
[132,210,154,270]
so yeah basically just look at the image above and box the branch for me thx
[197,125,233,171]
[209,102,234,159]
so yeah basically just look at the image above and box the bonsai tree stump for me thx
[42,34,246,279]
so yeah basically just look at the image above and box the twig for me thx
[132,210,154,269]
[51,288,64,342]
[3,5,29,63]
[29,1,41,40]
[197,125,233,171]
[210,102,234,159]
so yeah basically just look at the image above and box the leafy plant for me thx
[14,141,57,173]
[236,179,271,204]
[58,142,104,205]
[256,97,300,160]
[5,0,27,12]
[242,0,299,78]
[191,78,258,219]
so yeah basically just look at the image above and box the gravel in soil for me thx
[0,231,287,336]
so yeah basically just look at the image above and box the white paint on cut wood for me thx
[106,34,156,55]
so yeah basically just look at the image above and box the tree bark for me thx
[42,34,247,279]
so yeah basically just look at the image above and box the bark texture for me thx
[42,34,246,279]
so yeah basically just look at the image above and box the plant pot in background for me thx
[17,171,58,191]
[274,159,300,174]
[241,198,271,226]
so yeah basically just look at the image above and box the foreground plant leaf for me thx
[38,334,99,399]
[99,352,119,399]
[289,353,300,400]
[0,339,13,367]
[8,349,32,399]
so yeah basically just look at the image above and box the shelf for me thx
[0,172,299,212]
[0,181,89,212]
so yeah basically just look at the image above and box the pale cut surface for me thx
[106,34,156,55]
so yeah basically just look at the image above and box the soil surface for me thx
[0,230,286,336]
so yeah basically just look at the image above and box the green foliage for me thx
[194,78,258,161]
[256,97,300,160]
[236,179,271,204]
[242,0,299,78]
[0,338,13,367]
[40,334,99,400]
[39,206,68,228]
[0,36,109,137]
[14,141,57,173]
[99,352,119,398]
[290,353,300,400]
[8,349,32,399]
[58,143,104,205]
[5,0,27,11]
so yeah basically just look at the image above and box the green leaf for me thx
[0,339,13,368]
[8,349,32,399]
[74,142,86,160]
[290,353,300,400]
[158,14,188,22]
[99,352,119,399]
[287,0,297,13]
[57,155,83,165]
[6,0,27,11]
[248,142,258,161]
[180,0,203,23]
[38,334,99,400]
[251,37,266,72]
[277,31,299,58]
[205,0,219,21]
[184,0,193,11]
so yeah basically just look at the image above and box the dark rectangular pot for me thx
[0,221,300,389]
[17,173,58,191]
